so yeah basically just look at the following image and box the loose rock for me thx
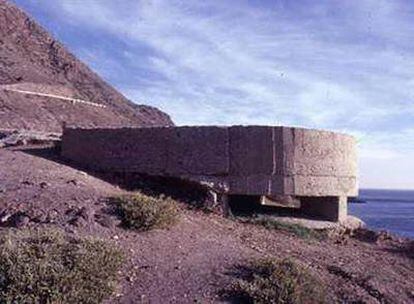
[10,212,30,228]
[78,206,93,222]
[95,214,116,228]
[39,181,50,188]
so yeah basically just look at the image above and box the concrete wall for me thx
[62,126,358,198]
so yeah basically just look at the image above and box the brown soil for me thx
[0,0,173,132]
[0,144,413,304]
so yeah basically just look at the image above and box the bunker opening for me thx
[227,194,302,217]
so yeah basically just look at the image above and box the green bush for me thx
[238,215,327,240]
[0,228,124,304]
[112,193,179,231]
[229,258,326,304]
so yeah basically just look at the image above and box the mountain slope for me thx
[0,0,173,132]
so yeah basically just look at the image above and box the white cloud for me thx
[19,0,414,188]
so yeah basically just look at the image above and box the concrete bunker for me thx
[61,126,358,222]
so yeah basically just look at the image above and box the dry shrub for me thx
[112,193,179,231]
[229,258,327,304]
[0,228,124,304]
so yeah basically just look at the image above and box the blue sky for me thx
[13,0,414,189]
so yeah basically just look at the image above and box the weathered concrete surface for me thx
[300,196,348,222]
[61,125,358,221]
[229,126,276,176]
[167,127,229,176]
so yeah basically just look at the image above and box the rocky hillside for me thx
[0,0,173,132]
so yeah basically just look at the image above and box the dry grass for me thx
[228,258,327,304]
[0,228,124,304]
[238,215,327,240]
[111,192,179,231]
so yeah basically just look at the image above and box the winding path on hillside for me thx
[0,86,106,108]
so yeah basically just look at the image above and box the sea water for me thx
[349,189,414,239]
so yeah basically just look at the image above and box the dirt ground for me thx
[0,145,413,304]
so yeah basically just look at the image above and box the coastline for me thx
[349,189,414,239]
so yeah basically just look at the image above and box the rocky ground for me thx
[0,143,413,303]
[0,128,60,148]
